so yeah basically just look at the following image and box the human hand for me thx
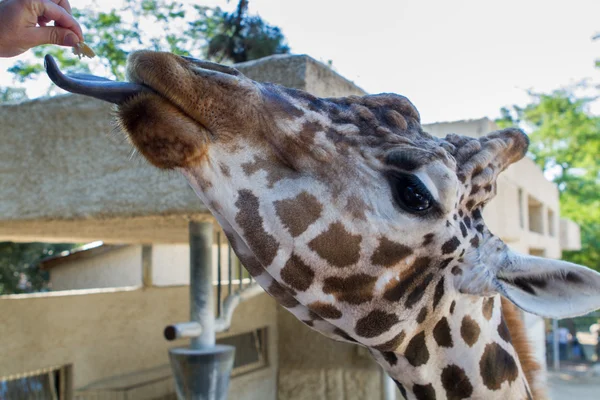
[0,0,84,57]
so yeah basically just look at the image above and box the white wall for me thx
[151,244,190,286]
[152,242,239,287]
[50,246,142,291]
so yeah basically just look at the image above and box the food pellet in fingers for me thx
[73,42,96,59]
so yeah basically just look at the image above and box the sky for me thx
[1,0,599,124]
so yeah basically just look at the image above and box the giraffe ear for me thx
[494,252,600,319]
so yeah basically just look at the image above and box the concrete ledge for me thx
[0,54,367,244]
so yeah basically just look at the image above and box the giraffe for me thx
[46,51,600,400]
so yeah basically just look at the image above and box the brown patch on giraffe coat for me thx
[307,310,323,321]
[280,254,315,291]
[241,157,294,187]
[373,331,406,352]
[355,310,399,338]
[479,342,519,390]
[482,297,495,320]
[308,222,362,268]
[441,364,473,400]
[298,120,322,146]
[441,236,461,255]
[307,301,342,319]
[422,233,435,246]
[323,274,377,304]
[405,273,434,308]
[413,383,436,400]
[274,191,323,237]
[381,351,398,366]
[459,222,468,238]
[219,163,231,177]
[450,300,456,314]
[235,190,279,266]
[432,277,445,310]
[267,280,299,308]
[405,331,429,367]
[439,258,453,270]
[501,297,544,400]
[465,199,476,210]
[209,200,222,213]
[344,195,370,221]
[451,266,462,276]
[384,257,431,302]
[470,236,480,248]
[463,216,472,228]
[460,315,481,347]
[417,307,428,323]
[433,317,453,348]
[498,315,512,342]
[470,185,481,196]
[370,236,413,267]
[238,255,265,277]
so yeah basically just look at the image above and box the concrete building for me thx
[0,54,581,400]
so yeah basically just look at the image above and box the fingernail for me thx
[64,33,78,47]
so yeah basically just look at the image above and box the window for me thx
[0,365,71,400]
[529,248,545,257]
[528,196,544,234]
[547,209,556,237]
[518,188,524,229]
[217,328,268,376]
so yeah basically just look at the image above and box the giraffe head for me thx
[47,51,600,395]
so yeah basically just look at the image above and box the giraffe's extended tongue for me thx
[44,54,153,104]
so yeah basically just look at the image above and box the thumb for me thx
[26,26,80,48]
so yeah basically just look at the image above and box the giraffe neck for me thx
[372,294,533,400]
[180,147,534,399]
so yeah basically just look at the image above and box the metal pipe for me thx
[214,283,264,332]
[217,232,222,318]
[381,368,397,400]
[552,319,560,370]
[164,322,203,341]
[189,221,215,348]
[227,246,232,296]
[238,256,243,291]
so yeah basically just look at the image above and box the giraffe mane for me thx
[501,297,546,400]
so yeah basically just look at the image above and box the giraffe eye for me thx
[387,172,434,213]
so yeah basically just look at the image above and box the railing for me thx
[164,225,262,340]
[0,365,71,400]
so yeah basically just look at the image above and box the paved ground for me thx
[547,366,600,400]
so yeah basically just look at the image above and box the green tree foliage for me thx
[0,242,76,295]
[206,0,289,63]
[5,0,289,85]
[497,91,600,270]
[0,86,27,103]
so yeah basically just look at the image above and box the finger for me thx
[24,25,79,47]
[40,1,83,40]
[48,0,72,14]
